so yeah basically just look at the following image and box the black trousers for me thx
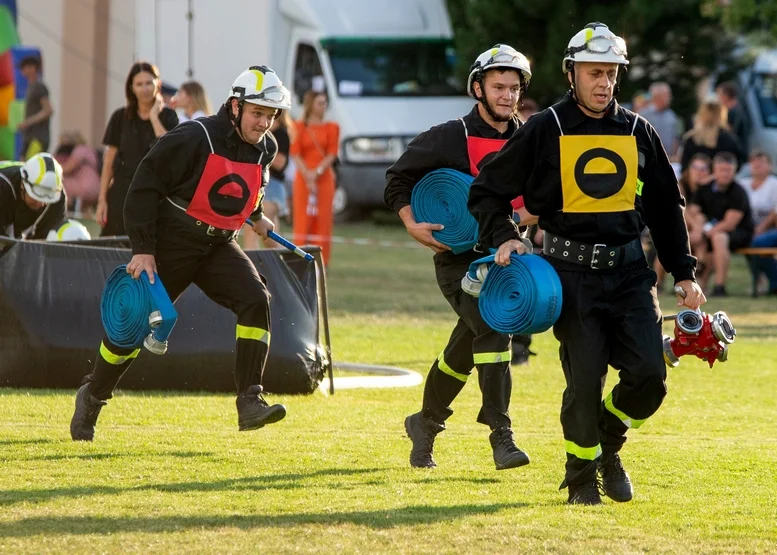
[87,239,272,400]
[421,256,513,430]
[551,261,667,485]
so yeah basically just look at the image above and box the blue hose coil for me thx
[410,168,478,254]
[101,265,178,349]
[469,253,563,335]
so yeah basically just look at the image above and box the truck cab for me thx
[280,0,473,220]
[741,49,777,163]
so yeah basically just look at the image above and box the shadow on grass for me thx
[0,502,528,535]
[0,467,387,507]
[0,438,54,446]
[21,450,216,462]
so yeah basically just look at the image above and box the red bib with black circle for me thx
[185,120,264,230]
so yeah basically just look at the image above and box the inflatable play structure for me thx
[0,237,334,394]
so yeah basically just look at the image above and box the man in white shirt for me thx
[640,82,681,159]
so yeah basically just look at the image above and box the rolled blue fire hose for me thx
[463,253,563,335]
[101,265,178,353]
[410,168,479,254]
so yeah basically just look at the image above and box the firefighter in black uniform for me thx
[468,24,706,504]
[385,44,539,470]
[70,66,290,441]
[0,153,66,240]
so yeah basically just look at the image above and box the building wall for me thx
[15,0,64,146]
[16,0,135,148]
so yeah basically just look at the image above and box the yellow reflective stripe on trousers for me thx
[437,351,468,383]
[565,440,602,461]
[99,341,140,365]
[236,324,270,344]
[604,391,646,429]
[473,350,511,365]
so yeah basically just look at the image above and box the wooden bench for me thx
[734,248,777,296]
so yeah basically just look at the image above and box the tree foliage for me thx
[702,0,777,38]
[446,0,738,122]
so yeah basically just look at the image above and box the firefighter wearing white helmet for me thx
[385,44,539,472]
[0,154,67,240]
[226,65,291,137]
[562,22,629,114]
[467,44,532,123]
[46,219,91,241]
[71,65,288,442]
[468,22,705,505]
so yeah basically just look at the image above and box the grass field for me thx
[2,220,776,554]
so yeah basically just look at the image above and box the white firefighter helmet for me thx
[227,65,291,110]
[467,44,532,98]
[46,219,91,242]
[20,152,63,204]
[562,23,629,73]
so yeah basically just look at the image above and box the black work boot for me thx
[489,426,530,470]
[566,480,603,505]
[70,382,107,441]
[404,412,445,468]
[236,385,287,431]
[597,453,633,502]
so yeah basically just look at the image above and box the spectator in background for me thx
[630,91,650,113]
[716,81,751,154]
[16,56,53,160]
[654,153,713,291]
[640,82,681,158]
[739,149,777,229]
[244,111,293,250]
[172,81,213,122]
[54,130,101,214]
[679,153,713,200]
[688,151,754,296]
[518,97,539,122]
[290,90,339,266]
[96,61,178,236]
[680,96,744,171]
[740,149,777,295]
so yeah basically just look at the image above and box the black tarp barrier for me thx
[0,237,331,394]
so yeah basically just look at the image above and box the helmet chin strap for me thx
[475,84,516,123]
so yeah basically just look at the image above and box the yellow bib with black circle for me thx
[559,134,638,213]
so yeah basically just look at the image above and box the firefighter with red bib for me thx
[385,45,538,470]
[70,66,289,441]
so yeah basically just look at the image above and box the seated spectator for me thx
[679,153,713,200]
[654,153,713,291]
[740,149,777,295]
[739,149,777,229]
[54,130,101,215]
[687,151,754,296]
[680,96,744,171]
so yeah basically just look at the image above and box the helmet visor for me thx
[23,178,61,204]
[486,50,524,67]
[243,86,290,107]
[569,35,628,58]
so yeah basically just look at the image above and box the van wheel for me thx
[333,185,366,223]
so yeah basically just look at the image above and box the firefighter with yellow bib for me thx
[468,23,706,505]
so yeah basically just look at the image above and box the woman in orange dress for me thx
[290,90,339,265]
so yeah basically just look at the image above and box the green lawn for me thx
[2,221,776,554]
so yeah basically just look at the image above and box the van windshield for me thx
[323,38,463,97]
[754,73,777,127]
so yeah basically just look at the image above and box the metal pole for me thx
[186,0,193,78]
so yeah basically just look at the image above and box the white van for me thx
[739,49,777,162]
[136,0,473,219]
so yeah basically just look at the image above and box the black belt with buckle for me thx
[165,196,239,240]
[543,232,644,270]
